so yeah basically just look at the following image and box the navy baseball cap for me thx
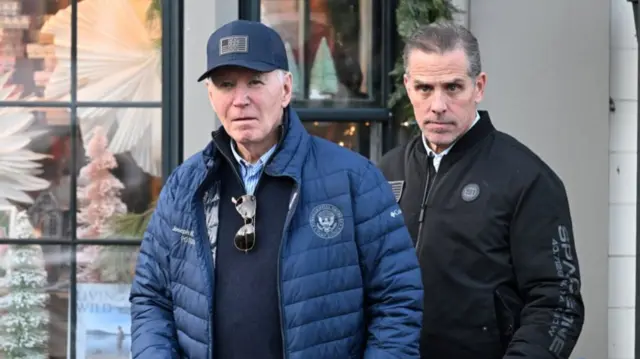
[197,20,289,82]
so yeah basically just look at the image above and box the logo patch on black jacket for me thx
[461,183,480,202]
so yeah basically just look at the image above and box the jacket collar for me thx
[415,110,495,171]
[202,106,310,183]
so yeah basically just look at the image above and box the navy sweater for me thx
[213,144,293,359]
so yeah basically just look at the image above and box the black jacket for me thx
[378,111,584,359]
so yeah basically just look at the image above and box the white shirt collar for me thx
[422,111,481,171]
[230,139,277,169]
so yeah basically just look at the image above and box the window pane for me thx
[0,240,71,358]
[77,245,138,284]
[0,106,73,240]
[0,0,70,101]
[261,0,379,107]
[0,105,162,241]
[76,245,137,357]
[39,0,162,103]
[77,108,162,240]
[303,121,370,156]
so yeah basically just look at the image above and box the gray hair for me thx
[275,69,288,84]
[403,20,482,78]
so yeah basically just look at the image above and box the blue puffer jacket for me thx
[129,108,423,359]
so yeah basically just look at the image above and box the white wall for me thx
[609,1,638,358]
[469,1,610,358]
[183,1,238,159]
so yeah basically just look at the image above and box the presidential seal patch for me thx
[388,181,405,202]
[309,203,344,239]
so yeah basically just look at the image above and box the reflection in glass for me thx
[75,245,137,358]
[0,103,72,239]
[304,121,366,153]
[0,105,162,240]
[76,245,138,284]
[261,0,377,105]
[40,0,163,154]
[40,0,163,176]
[76,108,162,240]
[0,240,71,358]
[5,0,164,105]
[0,0,70,100]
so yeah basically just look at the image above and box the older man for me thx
[378,21,584,359]
[129,19,423,359]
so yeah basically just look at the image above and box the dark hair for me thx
[403,20,482,77]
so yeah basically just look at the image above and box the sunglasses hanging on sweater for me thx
[232,194,257,253]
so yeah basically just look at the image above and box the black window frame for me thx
[239,0,397,133]
[628,1,640,357]
[0,0,183,357]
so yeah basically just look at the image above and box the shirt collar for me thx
[230,139,277,169]
[422,111,481,158]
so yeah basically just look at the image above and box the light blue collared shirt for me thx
[230,140,277,195]
[422,111,481,171]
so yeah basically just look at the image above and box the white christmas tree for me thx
[0,211,49,359]
[309,37,338,99]
[284,41,302,98]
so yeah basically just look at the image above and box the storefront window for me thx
[0,241,72,358]
[304,121,370,156]
[0,0,163,357]
[261,0,380,107]
[0,0,162,238]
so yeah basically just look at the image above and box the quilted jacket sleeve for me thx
[129,174,180,359]
[354,163,424,359]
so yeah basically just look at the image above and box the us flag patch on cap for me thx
[220,36,248,55]
[388,181,405,202]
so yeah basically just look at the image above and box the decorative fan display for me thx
[0,71,50,205]
[39,0,162,177]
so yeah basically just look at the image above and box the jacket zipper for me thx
[200,149,248,359]
[269,175,299,359]
[191,166,218,359]
[196,197,215,359]
[415,165,438,254]
[212,145,295,359]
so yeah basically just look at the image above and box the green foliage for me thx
[146,0,162,48]
[388,0,460,131]
[91,245,138,283]
[147,0,161,22]
[110,199,157,239]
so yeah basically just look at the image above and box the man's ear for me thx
[206,81,218,113]
[474,72,487,103]
[403,73,412,96]
[282,71,293,108]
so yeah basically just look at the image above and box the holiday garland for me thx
[388,0,459,132]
